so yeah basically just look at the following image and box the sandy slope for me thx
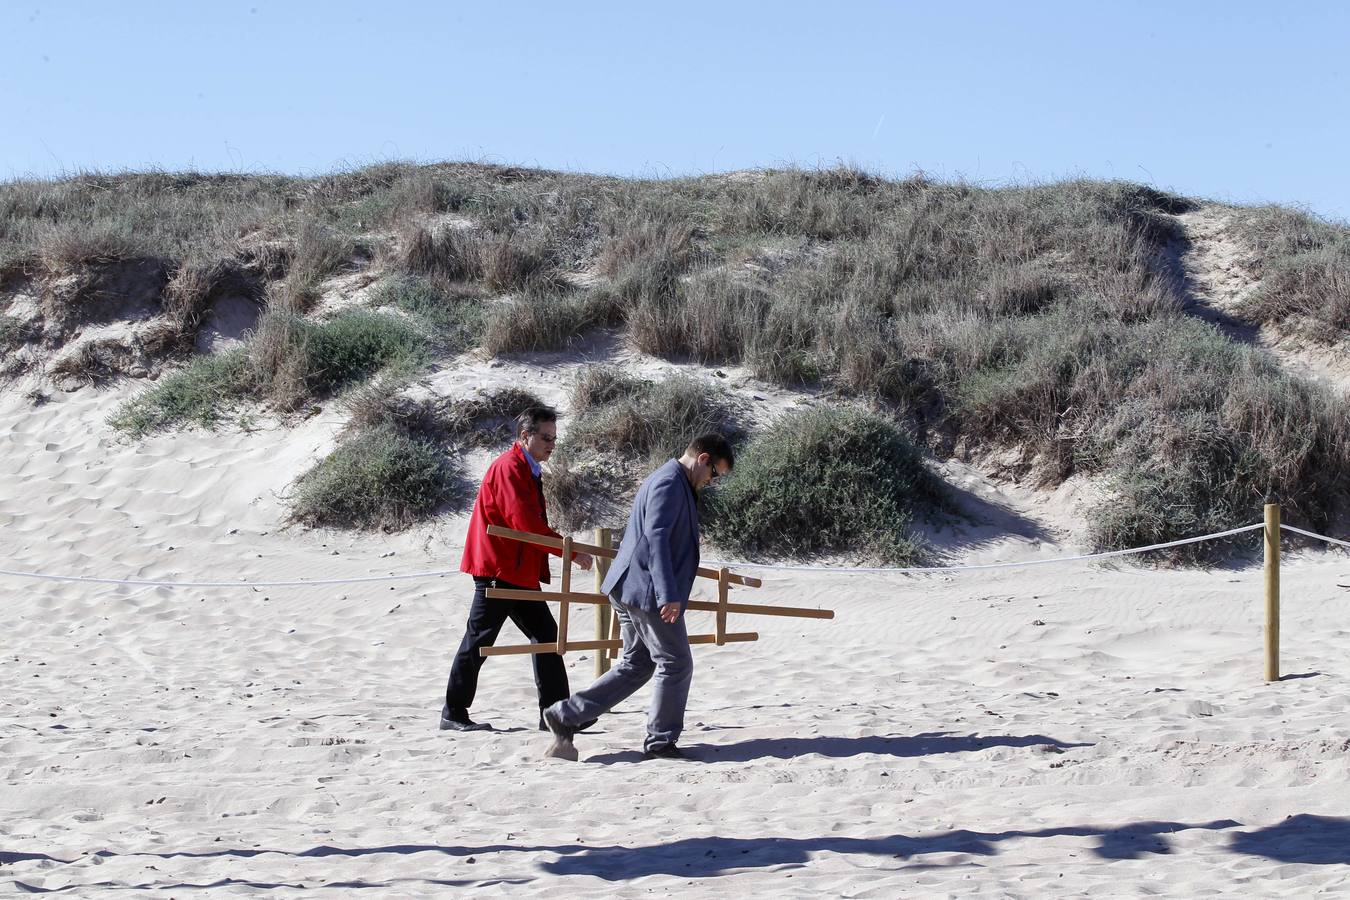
[3,364,1350,897]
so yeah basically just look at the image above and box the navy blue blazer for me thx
[601,459,701,614]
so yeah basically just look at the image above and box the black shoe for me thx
[439,705,490,732]
[642,743,688,761]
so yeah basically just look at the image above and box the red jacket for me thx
[461,444,562,589]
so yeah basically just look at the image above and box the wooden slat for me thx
[482,638,622,657]
[485,587,833,620]
[694,564,761,589]
[480,631,759,657]
[485,525,763,588]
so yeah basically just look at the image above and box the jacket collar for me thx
[518,443,541,478]
[664,458,697,513]
[508,443,540,479]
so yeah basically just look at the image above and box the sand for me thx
[3,363,1350,897]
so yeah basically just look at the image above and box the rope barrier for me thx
[703,523,1266,574]
[0,522,1268,588]
[1279,523,1350,551]
[0,567,458,589]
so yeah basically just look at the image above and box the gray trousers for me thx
[550,597,693,752]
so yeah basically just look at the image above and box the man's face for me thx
[694,452,731,492]
[521,423,558,462]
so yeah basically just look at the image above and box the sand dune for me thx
[3,375,1350,896]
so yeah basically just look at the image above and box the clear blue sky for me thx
[3,1,1348,222]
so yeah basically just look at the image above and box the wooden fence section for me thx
[479,524,833,659]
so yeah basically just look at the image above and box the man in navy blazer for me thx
[543,433,734,760]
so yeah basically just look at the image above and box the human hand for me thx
[575,552,593,571]
[659,602,681,624]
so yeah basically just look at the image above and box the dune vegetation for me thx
[3,163,1349,559]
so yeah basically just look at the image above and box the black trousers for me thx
[444,576,570,713]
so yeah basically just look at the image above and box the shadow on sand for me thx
[586,731,1092,765]
[10,814,1348,891]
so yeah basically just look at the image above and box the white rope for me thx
[705,523,1266,574]
[0,522,1268,588]
[0,567,458,589]
[1279,523,1350,551]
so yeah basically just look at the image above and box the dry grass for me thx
[48,338,139,386]
[141,258,264,358]
[1228,205,1350,342]
[440,387,544,446]
[397,223,558,292]
[10,162,1350,555]
[566,366,740,465]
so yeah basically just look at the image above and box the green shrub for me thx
[289,423,461,530]
[307,382,542,531]
[112,310,426,433]
[251,309,427,409]
[302,311,426,389]
[704,406,944,564]
[108,350,251,437]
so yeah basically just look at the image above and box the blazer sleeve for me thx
[643,472,687,607]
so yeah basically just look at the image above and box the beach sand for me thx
[3,374,1350,897]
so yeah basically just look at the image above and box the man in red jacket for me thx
[441,406,593,732]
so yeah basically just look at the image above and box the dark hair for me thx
[687,433,734,469]
[516,406,558,436]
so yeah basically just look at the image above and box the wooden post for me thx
[716,566,730,646]
[593,528,612,677]
[1264,503,1280,682]
[557,536,572,656]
